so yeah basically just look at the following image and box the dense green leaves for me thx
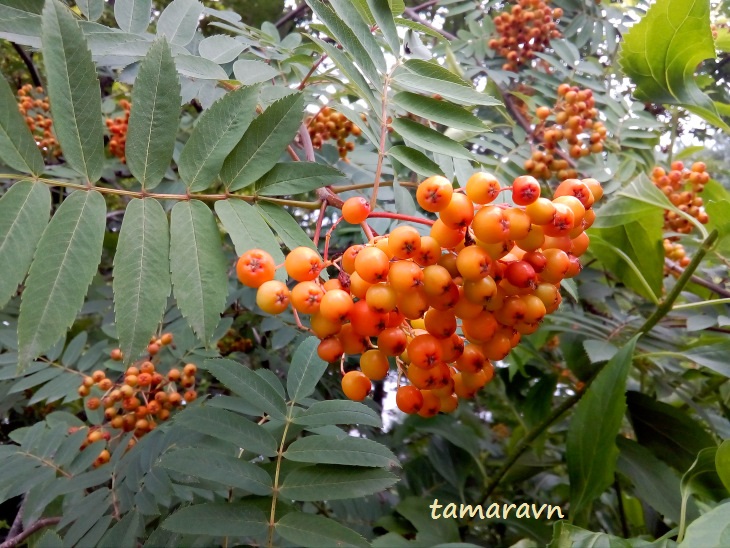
[566,336,638,524]
[627,391,717,473]
[0,182,50,309]
[170,201,228,343]
[113,198,171,364]
[18,191,106,368]
[126,39,181,190]
[178,85,260,191]
[275,512,370,548]
[619,0,729,132]
[0,75,43,175]
[220,93,305,191]
[41,0,105,182]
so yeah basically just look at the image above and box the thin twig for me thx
[664,258,730,298]
[0,517,61,548]
[11,43,42,88]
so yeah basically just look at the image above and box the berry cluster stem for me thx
[370,67,397,209]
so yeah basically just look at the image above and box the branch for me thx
[11,43,42,88]
[275,2,309,29]
[0,517,61,548]
[664,258,730,298]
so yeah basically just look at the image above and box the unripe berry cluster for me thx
[77,333,197,466]
[305,106,362,160]
[237,172,602,418]
[525,84,607,180]
[16,84,61,158]
[489,0,563,71]
[105,99,131,163]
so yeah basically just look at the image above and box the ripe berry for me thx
[387,226,422,259]
[465,172,501,204]
[342,197,371,224]
[318,337,344,363]
[342,371,371,401]
[256,280,291,314]
[512,175,541,205]
[396,385,424,414]
[285,247,324,282]
[360,349,390,380]
[417,175,453,212]
[237,249,276,288]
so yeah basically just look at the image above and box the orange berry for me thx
[387,226,422,259]
[236,249,276,288]
[318,337,344,363]
[342,371,371,401]
[285,247,324,282]
[466,172,501,204]
[319,289,354,322]
[396,385,424,414]
[416,175,453,212]
[291,281,325,314]
[341,196,371,224]
[354,246,390,283]
[439,192,474,229]
[256,280,291,314]
[360,349,390,380]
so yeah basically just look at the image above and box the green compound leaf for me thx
[279,466,397,502]
[214,199,287,281]
[158,448,273,495]
[179,85,260,192]
[170,201,228,343]
[113,198,171,364]
[114,0,152,34]
[220,92,305,191]
[284,434,400,468]
[18,190,106,369]
[619,0,730,133]
[276,511,370,548]
[162,502,268,537]
[566,336,638,525]
[0,75,44,175]
[125,38,181,191]
[0,182,51,309]
[41,0,105,182]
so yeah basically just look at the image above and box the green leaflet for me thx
[125,38,181,190]
[367,0,400,56]
[256,202,317,251]
[566,336,638,525]
[214,199,286,281]
[287,337,328,404]
[41,0,105,182]
[156,0,203,47]
[284,434,400,468]
[178,85,260,192]
[0,75,44,175]
[387,145,444,177]
[0,181,51,309]
[393,92,488,132]
[161,502,268,537]
[114,0,151,34]
[77,0,103,21]
[169,200,228,343]
[391,117,476,161]
[279,466,397,502]
[113,198,171,364]
[220,93,305,191]
[619,0,730,133]
[276,512,370,548]
[18,190,106,369]
[255,162,348,196]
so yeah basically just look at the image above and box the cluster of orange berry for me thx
[489,0,562,71]
[16,84,61,158]
[525,84,606,180]
[652,161,710,269]
[236,172,602,418]
[106,99,131,163]
[305,106,362,160]
[76,333,197,467]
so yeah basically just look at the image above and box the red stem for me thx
[366,212,435,226]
